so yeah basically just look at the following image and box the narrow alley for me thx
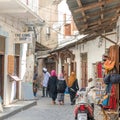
[0,0,120,120]
[2,90,105,120]
[4,92,74,120]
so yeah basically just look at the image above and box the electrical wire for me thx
[21,0,75,37]
[0,0,79,47]
[32,2,72,17]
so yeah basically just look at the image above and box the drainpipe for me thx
[63,13,66,38]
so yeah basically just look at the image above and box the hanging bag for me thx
[110,74,120,84]
[103,74,110,84]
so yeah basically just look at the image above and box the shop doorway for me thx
[81,53,88,87]
[0,36,5,102]
[45,58,56,73]
[0,55,4,101]
[14,56,20,99]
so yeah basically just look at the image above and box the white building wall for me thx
[21,0,39,14]
[71,33,116,87]
[0,16,22,105]
[0,16,35,105]
[24,54,34,82]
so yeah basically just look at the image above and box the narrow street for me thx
[3,90,104,120]
[4,92,74,120]
[0,0,120,120]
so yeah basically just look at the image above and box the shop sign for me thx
[14,32,32,43]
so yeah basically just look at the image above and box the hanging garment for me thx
[97,62,102,78]
[103,84,117,110]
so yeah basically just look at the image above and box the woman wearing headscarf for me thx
[47,70,58,104]
[67,71,79,105]
[57,73,67,105]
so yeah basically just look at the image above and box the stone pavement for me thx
[0,90,113,120]
[0,100,37,120]
[3,93,75,120]
[0,91,103,120]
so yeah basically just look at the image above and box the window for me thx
[15,44,20,56]
[64,24,71,36]
[0,36,5,54]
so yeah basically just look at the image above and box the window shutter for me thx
[0,36,5,54]
[8,55,14,74]
[64,24,71,36]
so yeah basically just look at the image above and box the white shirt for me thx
[43,72,50,87]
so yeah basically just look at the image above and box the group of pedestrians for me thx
[41,68,79,105]
[33,67,96,107]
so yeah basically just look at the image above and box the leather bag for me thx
[103,74,110,84]
[110,74,120,84]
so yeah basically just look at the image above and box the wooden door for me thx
[0,55,4,100]
[63,63,69,81]
[70,62,76,74]
[14,56,19,99]
[81,53,87,88]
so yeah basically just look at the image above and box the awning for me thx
[8,74,21,81]
[67,0,120,35]
[37,54,50,59]
[35,41,50,52]
[0,0,44,25]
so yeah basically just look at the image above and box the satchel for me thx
[103,74,110,84]
[110,74,120,83]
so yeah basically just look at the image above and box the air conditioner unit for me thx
[46,27,50,35]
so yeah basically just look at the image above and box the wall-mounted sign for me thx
[8,74,21,81]
[14,32,32,43]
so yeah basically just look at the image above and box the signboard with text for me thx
[14,32,32,43]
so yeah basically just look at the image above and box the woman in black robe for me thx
[47,70,58,104]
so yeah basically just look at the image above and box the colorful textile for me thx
[97,62,102,78]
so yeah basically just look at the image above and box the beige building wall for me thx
[0,16,35,105]
[0,16,23,105]
[38,0,58,49]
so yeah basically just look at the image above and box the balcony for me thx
[0,0,44,25]
[21,0,39,14]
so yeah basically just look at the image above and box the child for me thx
[33,80,38,97]
[57,73,66,105]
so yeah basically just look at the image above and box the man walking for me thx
[42,68,50,97]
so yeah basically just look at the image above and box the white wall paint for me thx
[21,0,39,14]
[20,44,27,80]
[71,34,115,87]
[0,16,35,105]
